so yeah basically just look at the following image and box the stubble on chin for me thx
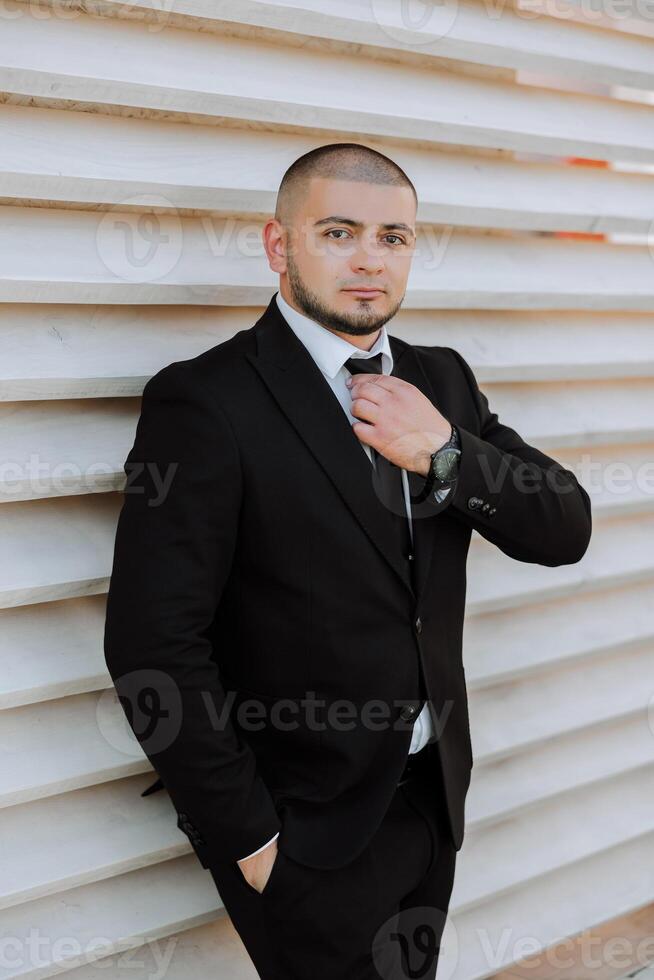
[286,266,402,336]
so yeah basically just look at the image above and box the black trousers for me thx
[208,744,457,979]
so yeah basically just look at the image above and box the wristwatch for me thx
[423,423,461,499]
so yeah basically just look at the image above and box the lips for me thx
[343,288,385,297]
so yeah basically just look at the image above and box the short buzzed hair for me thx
[275,142,418,225]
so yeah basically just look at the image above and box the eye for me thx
[326,229,352,240]
[383,234,405,246]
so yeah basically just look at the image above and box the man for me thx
[104,142,592,979]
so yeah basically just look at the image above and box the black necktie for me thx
[343,354,413,566]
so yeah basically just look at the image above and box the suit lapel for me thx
[246,294,444,603]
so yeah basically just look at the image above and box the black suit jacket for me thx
[104,292,592,871]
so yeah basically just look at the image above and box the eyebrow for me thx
[313,216,415,236]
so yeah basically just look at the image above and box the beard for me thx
[286,254,404,337]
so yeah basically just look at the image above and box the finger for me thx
[351,419,380,449]
[348,374,407,393]
[347,378,390,403]
[350,397,380,423]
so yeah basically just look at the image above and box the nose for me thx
[349,236,384,277]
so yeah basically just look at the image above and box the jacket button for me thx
[467,496,483,510]
[400,704,418,722]
[481,503,490,513]
[489,507,497,517]
[415,617,422,634]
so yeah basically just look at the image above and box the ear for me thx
[262,219,287,274]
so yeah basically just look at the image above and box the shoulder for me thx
[389,333,473,380]
[142,325,257,408]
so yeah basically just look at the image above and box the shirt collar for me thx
[275,291,394,379]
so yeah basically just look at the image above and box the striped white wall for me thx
[1,2,653,977]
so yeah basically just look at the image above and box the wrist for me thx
[412,423,454,479]
[420,424,461,499]
[413,424,454,479]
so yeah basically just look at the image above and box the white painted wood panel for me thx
[71,0,654,92]
[0,596,107,710]
[467,711,654,826]
[3,305,654,402]
[64,919,258,980]
[0,690,151,808]
[456,765,654,913]
[464,578,654,686]
[4,105,654,234]
[0,494,118,608]
[0,304,242,401]
[0,399,139,501]
[451,833,654,980]
[0,774,190,910]
[469,511,654,613]
[1,14,654,161]
[0,855,221,980]
[469,643,654,760]
[3,208,654,310]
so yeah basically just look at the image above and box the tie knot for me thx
[343,353,384,376]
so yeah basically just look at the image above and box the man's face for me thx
[265,176,417,337]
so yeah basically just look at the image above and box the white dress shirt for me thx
[238,292,435,861]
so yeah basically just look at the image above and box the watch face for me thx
[433,447,460,482]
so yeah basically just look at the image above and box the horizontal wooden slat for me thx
[451,831,654,980]
[0,774,188,911]
[532,0,654,40]
[63,918,257,980]
[398,311,654,378]
[2,305,654,402]
[486,378,654,447]
[1,14,654,161]
[3,207,654,310]
[464,578,654,688]
[0,596,107,710]
[0,854,221,980]
[553,443,654,518]
[0,494,118,608]
[467,711,654,826]
[0,304,241,401]
[468,511,654,614]
[4,105,654,234]
[455,765,654,914]
[42,0,654,92]
[469,642,654,761]
[0,690,150,809]
[0,399,137,502]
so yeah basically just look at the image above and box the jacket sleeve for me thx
[104,361,281,867]
[443,346,592,566]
